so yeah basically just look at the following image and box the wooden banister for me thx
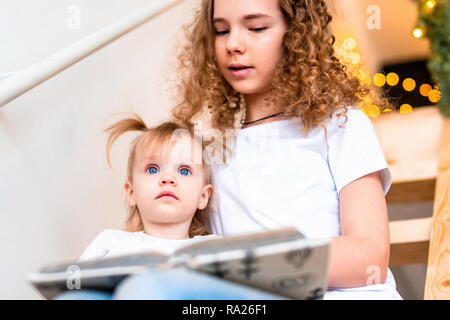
[424,117,450,300]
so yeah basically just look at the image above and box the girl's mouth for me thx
[229,67,253,78]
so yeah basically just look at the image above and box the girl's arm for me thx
[327,170,390,288]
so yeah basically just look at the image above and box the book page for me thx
[39,252,169,274]
[182,237,330,300]
[175,227,304,256]
[29,253,170,299]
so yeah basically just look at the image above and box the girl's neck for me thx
[142,221,191,240]
[243,91,289,128]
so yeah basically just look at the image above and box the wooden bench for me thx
[373,106,450,299]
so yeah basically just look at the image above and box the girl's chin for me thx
[225,81,269,96]
[229,85,267,96]
[146,208,195,221]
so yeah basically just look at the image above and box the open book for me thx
[29,227,330,300]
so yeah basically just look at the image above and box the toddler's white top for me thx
[207,106,402,299]
[79,229,219,262]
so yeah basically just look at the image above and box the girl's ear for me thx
[124,181,136,207]
[198,184,214,210]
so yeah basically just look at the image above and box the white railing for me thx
[0,72,17,83]
[0,0,185,108]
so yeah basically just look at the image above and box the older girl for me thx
[126,0,401,299]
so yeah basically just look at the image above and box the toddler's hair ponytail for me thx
[105,113,149,168]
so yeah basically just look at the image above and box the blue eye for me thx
[179,168,191,176]
[146,166,159,174]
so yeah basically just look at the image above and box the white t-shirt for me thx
[207,106,402,299]
[79,229,219,262]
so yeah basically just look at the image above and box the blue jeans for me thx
[54,267,288,300]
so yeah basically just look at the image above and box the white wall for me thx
[0,0,178,73]
[0,0,199,299]
[354,0,430,65]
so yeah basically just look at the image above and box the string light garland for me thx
[413,0,448,115]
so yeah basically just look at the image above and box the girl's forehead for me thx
[136,134,203,165]
[213,0,280,18]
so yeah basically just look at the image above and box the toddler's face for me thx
[125,134,212,227]
[213,0,287,95]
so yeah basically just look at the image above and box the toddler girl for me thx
[79,113,217,262]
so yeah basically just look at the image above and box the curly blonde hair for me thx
[171,0,388,138]
[105,114,212,237]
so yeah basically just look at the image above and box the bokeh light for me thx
[343,38,357,51]
[373,73,386,87]
[349,52,361,64]
[413,28,424,39]
[426,0,436,9]
[399,104,413,113]
[403,78,416,91]
[386,73,399,86]
[428,89,441,103]
[367,104,381,118]
[419,84,432,97]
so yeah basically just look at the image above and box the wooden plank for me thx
[389,217,432,266]
[386,178,436,203]
[424,117,450,300]
[390,217,432,244]
[390,241,429,266]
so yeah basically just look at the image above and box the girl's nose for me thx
[227,31,245,55]
[159,174,177,186]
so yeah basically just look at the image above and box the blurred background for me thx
[0,0,445,299]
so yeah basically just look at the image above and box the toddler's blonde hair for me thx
[105,113,212,237]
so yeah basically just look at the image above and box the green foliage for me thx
[415,0,450,116]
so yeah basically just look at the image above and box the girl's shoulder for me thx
[78,229,135,262]
[91,228,136,243]
[100,228,135,237]
[327,106,369,128]
[324,106,375,140]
